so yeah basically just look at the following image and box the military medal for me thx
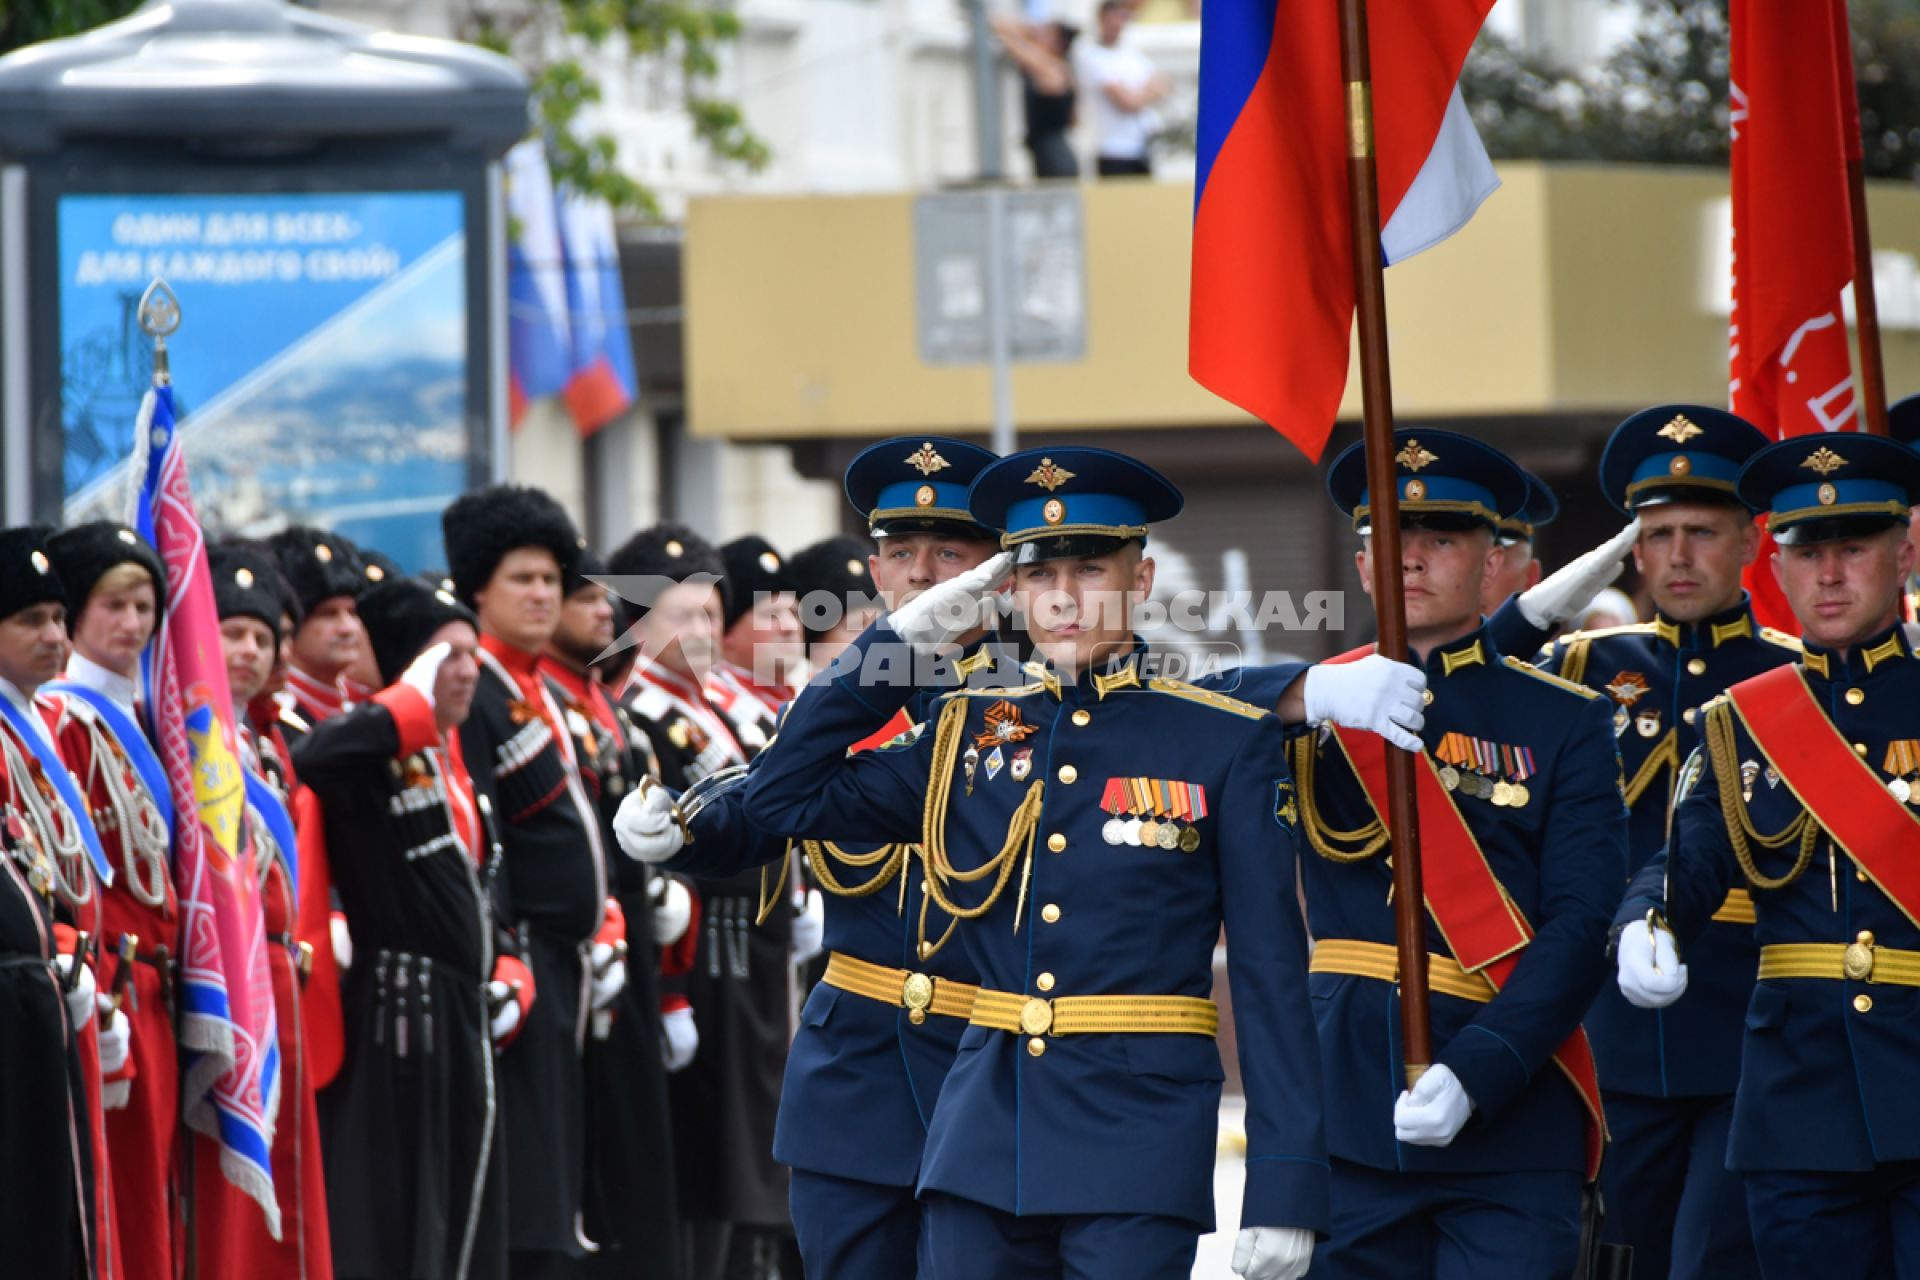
[1121,817,1143,846]
[1491,781,1514,807]
[1439,765,1460,791]
[1138,819,1161,847]
[1010,748,1032,781]
[1636,709,1660,739]
[1102,813,1126,845]
[1179,826,1201,852]
[974,701,1036,748]
[1155,822,1181,850]
[963,743,979,796]
[1613,707,1630,738]
[1893,779,1913,804]
[1882,742,1920,805]
[1507,783,1530,808]
[985,746,1005,782]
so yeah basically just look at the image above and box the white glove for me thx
[1618,918,1688,1009]
[614,784,685,865]
[885,551,1013,656]
[486,980,522,1044]
[661,1005,699,1072]
[790,888,825,966]
[1516,519,1641,630]
[589,942,627,1011]
[652,876,693,946]
[1232,1226,1315,1280]
[331,913,353,972]
[1302,654,1427,752]
[1394,1063,1474,1146]
[99,1001,133,1108]
[55,954,96,1029]
[399,640,452,708]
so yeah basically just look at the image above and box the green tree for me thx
[454,0,769,217]
[1464,0,1920,181]
[0,0,143,56]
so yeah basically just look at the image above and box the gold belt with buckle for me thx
[967,988,1219,1038]
[1758,937,1920,985]
[1308,938,1496,1004]
[821,951,978,1024]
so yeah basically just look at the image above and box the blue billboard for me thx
[58,190,470,570]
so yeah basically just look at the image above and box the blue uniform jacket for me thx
[738,622,1329,1234]
[1490,596,1800,1098]
[1618,623,1920,1173]
[1291,623,1627,1176]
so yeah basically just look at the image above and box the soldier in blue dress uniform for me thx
[1616,430,1920,1280]
[685,445,1342,1280]
[1489,405,1789,1279]
[1480,468,1557,615]
[1293,429,1630,1279]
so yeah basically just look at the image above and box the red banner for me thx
[1730,0,1862,629]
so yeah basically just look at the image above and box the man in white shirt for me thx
[1073,0,1167,176]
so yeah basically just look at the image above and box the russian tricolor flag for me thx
[559,193,639,436]
[1190,0,1498,461]
[505,140,573,427]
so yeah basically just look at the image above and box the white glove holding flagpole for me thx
[1516,519,1640,630]
[1302,654,1427,752]
[1394,1063,1474,1146]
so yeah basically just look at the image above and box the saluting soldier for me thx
[1479,470,1556,615]
[717,446,1334,1280]
[443,485,627,1279]
[1292,430,1629,1277]
[40,522,179,1280]
[1491,406,1789,1279]
[619,437,1006,1280]
[294,574,521,1280]
[610,522,792,1280]
[0,526,115,1280]
[539,546,683,1280]
[1615,432,1920,1278]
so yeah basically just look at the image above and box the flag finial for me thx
[137,279,182,387]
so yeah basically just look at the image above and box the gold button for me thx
[1071,710,1091,727]
[1036,972,1056,992]
[1855,994,1873,1014]
[1687,658,1707,676]
[1683,708,1696,726]
[1041,903,1061,924]
[1422,689,1434,707]
[1028,1037,1047,1057]
[1058,765,1078,785]
[1858,930,1876,947]
[1047,833,1067,853]
[1846,688,1865,705]
[1855,743,1869,757]
[1859,868,1870,882]
[918,941,933,960]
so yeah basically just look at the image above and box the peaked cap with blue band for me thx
[1325,429,1528,534]
[968,446,1183,564]
[1736,433,1920,545]
[1597,404,1770,514]
[846,436,1000,540]
[1498,470,1559,544]
[1890,393,1920,450]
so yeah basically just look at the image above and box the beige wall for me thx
[684,162,1920,442]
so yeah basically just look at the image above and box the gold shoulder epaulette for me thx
[1560,621,1659,643]
[1759,627,1804,653]
[1501,655,1603,700]
[1144,678,1268,721]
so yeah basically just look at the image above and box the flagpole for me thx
[1845,150,1888,437]
[1338,0,1431,1082]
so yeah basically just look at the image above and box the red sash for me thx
[1324,646,1606,1178]
[1727,664,1920,928]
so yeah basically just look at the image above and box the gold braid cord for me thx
[919,697,1046,926]
[1704,700,1816,890]
[803,839,909,899]
[1288,735,1389,863]
[755,841,799,927]
[1559,635,1593,686]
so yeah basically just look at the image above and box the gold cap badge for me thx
[1395,440,1438,472]
[905,442,951,476]
[1801,446,1847,476]
[1657,414,1703,443]
[1026,458,1076,492]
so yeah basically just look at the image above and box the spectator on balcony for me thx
[1075,0,1168,177]
[992,11,1080,180]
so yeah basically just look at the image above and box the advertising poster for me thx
[58,190,470,569]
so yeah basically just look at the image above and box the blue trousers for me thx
[1315,1159,1582,1280]
[789,1168,924,1280]
[1745,1162,1920,1280]
[1600,1091,1758,1280]
[920,1191,1198,1280]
